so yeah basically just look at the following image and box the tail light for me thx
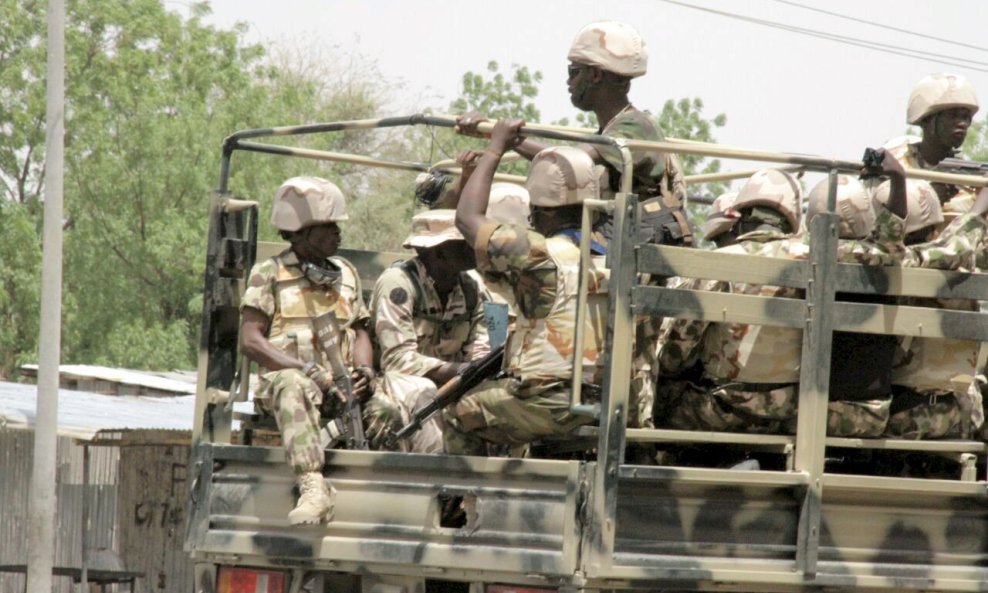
[217,566,287,593]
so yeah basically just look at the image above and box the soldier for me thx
[656,169,805,433]
[868,175,988,439]
[883,73,980,214]
[240,176,398,525]
[444,119,609,455]
[456,20,689,246]
[370,209,491,454]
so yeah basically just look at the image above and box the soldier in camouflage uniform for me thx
[882,73,980,215]
[241,176,399,525]
[444,120,609,455]
[864,160,988,439]
[370,209,491,454]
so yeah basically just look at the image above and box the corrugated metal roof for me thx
[19,364,197,395]
[0,381,196,441]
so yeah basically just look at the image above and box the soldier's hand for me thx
[456,149,485,174]
[351,365,376,403]
[879,148,906,180]
[490,118,525,155]
[304,363,346,406]
[455,111,489,138]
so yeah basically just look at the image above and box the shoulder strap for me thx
[458,272,479,317]
[391,259,425,316]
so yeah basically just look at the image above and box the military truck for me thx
[185,115,988,593]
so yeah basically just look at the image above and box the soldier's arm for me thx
[241,307,304,371]
[372,269,454,380]
[464,286,492,362]
[456,119,524,245]
[350,321,375,400]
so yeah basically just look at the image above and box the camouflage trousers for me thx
[375,372,444,454]
[443,378,593,456]
[884,388,980,440]
[256,369,404,472]
[660,380,890,437]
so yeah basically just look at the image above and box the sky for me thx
[192,0,988,190]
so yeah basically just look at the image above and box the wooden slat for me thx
[832,301,988,340]
[637,244,808,288]
[633,286,805,328]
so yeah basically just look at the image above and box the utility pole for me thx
[26,0,65,591]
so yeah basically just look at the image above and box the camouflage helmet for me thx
[732,169,802,232]
[402,209,465,249]
[703,191,740,241]
[567,21,647,78]
[487,182,531,227]
[906,73,979,125]
[872,179,944,234]
[270,176,348,231]
[807,176,876,240]
[526,146,603,208]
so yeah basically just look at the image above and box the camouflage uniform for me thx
[657,205,911,437]
[883,212,988,439]
[443,223,609,454]
[243,249,400,469]
[371,257,491,453]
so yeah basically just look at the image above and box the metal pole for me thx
[27,1,65,591]
[80,445,89,592]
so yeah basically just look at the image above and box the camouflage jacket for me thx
[475,221,609,391]
[241,248,367,374]
[885,137,977,214]
[597,106,686,207]
[370,257,490,377]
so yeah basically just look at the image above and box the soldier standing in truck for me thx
[370,209,490,454]
[240,176,400,525]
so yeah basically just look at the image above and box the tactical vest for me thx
[700,244,803,385]
[395,259,479,327]
[263,254,362,374]
[504,235,609,390]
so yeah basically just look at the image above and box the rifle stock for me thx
[935,157,988,177]
[313,313,368,450]
[389,343,505,446]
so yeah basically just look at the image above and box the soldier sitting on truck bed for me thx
[658,169,915,437]
[863,153,988,440]
[880,73,979,215]
[240,176,401,525]
[444,120,608,456]
[369,209,491,454]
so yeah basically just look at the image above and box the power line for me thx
[768,0,988,54]
[658,0,988,73]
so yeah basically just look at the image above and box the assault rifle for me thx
[934,157,988,177]
[386,343,505,448]
[313,312,368,450]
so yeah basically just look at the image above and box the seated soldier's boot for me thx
[288,471,335,525]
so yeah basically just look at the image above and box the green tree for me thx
[0,0,394,374]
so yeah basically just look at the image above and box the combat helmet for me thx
[526,146,603,208]
[906,73,979,125]
[703,191,740,242]
[732,169,802,233]
[807,176,876,239]
[271,176,348,231]
[568,21,647,78]
[487,182,531,227]
[872,178,943,235]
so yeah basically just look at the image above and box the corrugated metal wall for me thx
[117,445,194,593]
[0,430,119,593]
[0,431,194,593]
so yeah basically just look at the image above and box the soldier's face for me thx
[432,240,476,273]
[302,223,342,259]
[930,108,974,149]
[567,62,594,111]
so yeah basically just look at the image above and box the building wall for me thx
[0,431,194,593]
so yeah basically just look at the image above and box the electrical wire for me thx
[768,0,988,54]
[658,0,988,73]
